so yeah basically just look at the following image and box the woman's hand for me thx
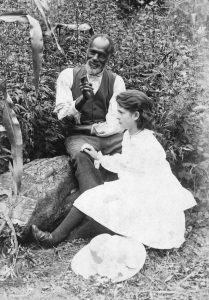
[81,143,99,160]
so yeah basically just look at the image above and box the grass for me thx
[0,203,209,300]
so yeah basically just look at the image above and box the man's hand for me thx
[81,143,99,160]
[79,81,94,100]
[75,82,94,111]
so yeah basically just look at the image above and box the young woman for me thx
[32,90,196,249]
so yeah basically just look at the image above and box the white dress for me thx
[74,129,196,249]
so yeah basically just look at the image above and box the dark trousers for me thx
[65,133,123,193]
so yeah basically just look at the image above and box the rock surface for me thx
[0,156,80,240]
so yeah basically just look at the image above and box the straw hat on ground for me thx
[71,234,146,283]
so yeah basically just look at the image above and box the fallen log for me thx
[0,155,79,241]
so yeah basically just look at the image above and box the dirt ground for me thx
[0,203,209,300]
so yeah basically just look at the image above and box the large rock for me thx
[0,156,80,240]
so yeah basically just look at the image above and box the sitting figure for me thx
[32,90,196,249]
[55,33,126,194]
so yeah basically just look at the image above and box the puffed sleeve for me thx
[97,131,167,176]
[54,68,81,122]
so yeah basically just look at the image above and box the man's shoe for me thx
[32,225,54,248]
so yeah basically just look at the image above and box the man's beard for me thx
[86,61,104,76]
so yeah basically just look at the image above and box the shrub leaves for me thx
[0,12,43,93]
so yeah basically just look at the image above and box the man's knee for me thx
[72,151,93,167]
[65,136,75,156]
[65,136,85,158]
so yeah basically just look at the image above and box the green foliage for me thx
[0,12,43,93]
[115,0,165,15]
[0,0,208,202]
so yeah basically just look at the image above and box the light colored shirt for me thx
[55,67,126,137]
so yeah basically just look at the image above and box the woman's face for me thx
[117,104,139,130]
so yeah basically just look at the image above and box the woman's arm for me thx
[81,144,124,174]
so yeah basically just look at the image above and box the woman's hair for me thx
[116,90,154,130]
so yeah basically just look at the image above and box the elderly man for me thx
[32,34,126,247]
[55,34,126,193]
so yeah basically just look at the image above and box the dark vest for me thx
[72,66,116,125]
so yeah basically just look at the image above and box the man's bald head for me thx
[88,34,114,56]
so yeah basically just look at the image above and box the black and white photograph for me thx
[0,0,209,299]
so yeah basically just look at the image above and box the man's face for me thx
[86,37,110,75]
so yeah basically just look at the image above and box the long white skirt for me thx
[74,175,196,249]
